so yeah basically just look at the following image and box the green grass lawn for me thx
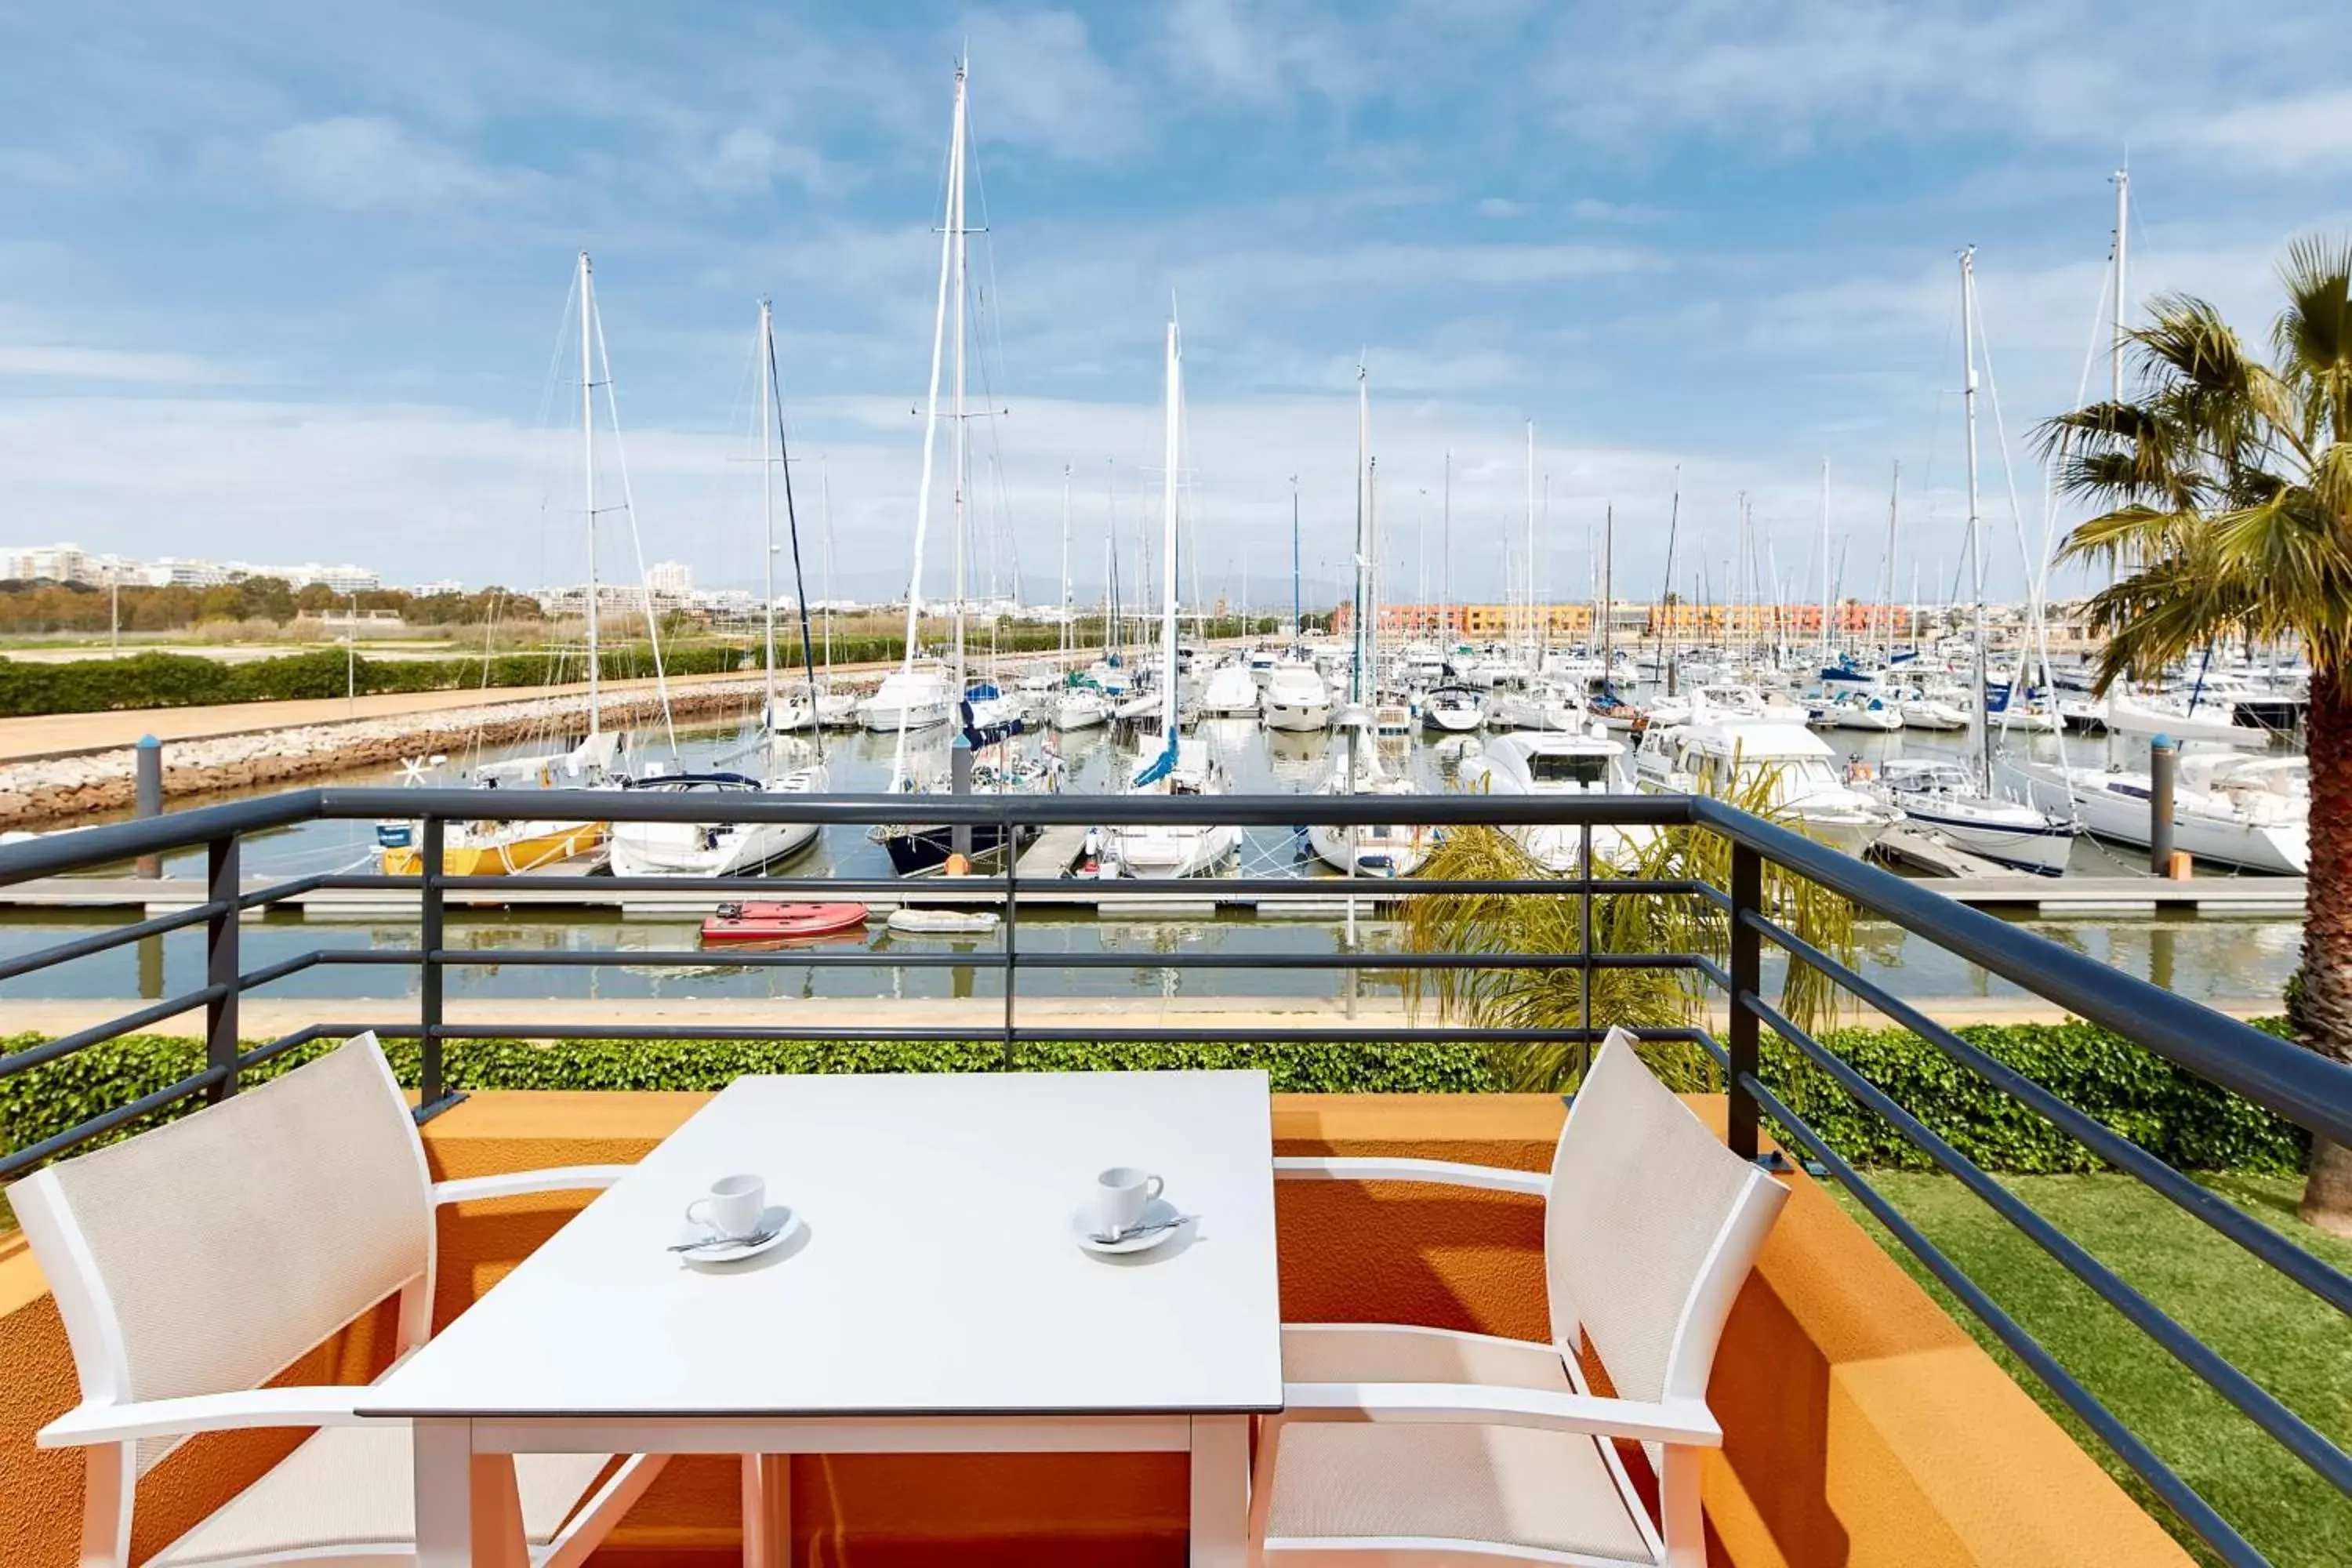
[1828,1170,2352,1568]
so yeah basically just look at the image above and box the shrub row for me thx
[0,1020,2309,1178]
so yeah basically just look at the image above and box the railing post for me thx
[1728,839,1762,1160]
[205,833,239,1102]
[1001,799,1018,1072]
[1578,822,1595,1080]
[418,815,447,1116]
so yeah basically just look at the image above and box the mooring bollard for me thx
[134,735,163,879]
[949,731,974,867]
[2148,734,2176,876]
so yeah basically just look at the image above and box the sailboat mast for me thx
[949,66,969,691]
[891,61,962,790]
[1523,422,1535,666]
[1883,460,1900,657]
[1440,452,1451,647]
[1290,476,1301,642]
[1160,317,1182,748]
[1352,363,1370,704]
[1815,456,1831,673]
[759,300,779,727]
[2111,170,2129,405]
[1600,503,1613,684]
[579,252,601,738]
[818,455,835,673]
[1962,247,1990,783]
[1059,463,1072,660]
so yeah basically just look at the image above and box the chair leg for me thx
[1191,1414,1249,1568]
[742,1454,789,1568]
[80,1440,132,1568]
[1658,1445,1704,1568]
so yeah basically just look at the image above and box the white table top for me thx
[363,1070,1282,1418]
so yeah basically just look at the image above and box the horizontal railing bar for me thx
[0,1062,234,1181]
[237,1024,337,1073]
[313,787,1704,830]
[1745,988,2352,1498]
[1696,796,2352,1146]
[0,899,227,982]
[311,949,432,965]
[0,792,325,886]
[235,951,323,991]
[0,984,231,1078]
[408,949,1715,975]
[1739,1071,2263,1566]
[1751,909,2352,1321]
[237,870,336,910]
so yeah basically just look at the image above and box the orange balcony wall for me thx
[0,1090,2191,1566]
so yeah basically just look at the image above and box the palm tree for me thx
[2040,235,2352,1235]
[1400,768,1857,1093]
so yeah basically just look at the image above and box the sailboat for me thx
[379,252,661,876]
[1877,247,2075,874]
[870,60,1044,877]
[1107,310,1240,880]
[611,299,829,878]
[1308,362,1431,878]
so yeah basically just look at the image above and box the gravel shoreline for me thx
[0,677,805,829]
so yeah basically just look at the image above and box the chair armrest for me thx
[1273,1156,1550,1197]
[432,1164,633,1206]
[38,1387,386,1448]
[1280,1381,1722,1447]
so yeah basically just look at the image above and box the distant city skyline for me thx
[2,5,2346,611]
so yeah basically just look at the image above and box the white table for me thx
[361,1069,1281,1566]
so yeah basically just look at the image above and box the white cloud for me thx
[216,116,535,216]
[1474,197,1530,220]
[681,127,829,194]
[0,346,242,386]
[1160,0,1363,109]
[961,12,1136,160]
[1568,198,1666,224]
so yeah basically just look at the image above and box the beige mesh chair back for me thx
[1547,1031,1784,1420]
[1258,1029,1788,1567]
[9,1033,661,1568]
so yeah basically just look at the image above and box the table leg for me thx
[413,1419,472,1568]
[742,1453,790,1568]
[1189,1415,1249,1568]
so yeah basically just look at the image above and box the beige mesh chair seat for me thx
[9,1033,666,1568]
[1257,1031,1789,1567]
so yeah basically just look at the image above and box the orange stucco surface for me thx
[0,1088,2192,1566]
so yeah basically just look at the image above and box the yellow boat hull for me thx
[379,822,607,877]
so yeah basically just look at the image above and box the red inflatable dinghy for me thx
[699,901,869,946]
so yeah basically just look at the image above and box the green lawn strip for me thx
[1826,1171,2352,1568]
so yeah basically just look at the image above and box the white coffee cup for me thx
[686,1174,766,1241]
[1096,1166,1164,1239]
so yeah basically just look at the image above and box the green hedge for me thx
[0,1021,2310,1178]
[0,616,1289,717]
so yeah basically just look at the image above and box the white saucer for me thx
[675,1205,800,1264]
[1073,1197,1188,1256]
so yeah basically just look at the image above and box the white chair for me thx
[1256,1029,1788,1567]
[8,1032,666,1568]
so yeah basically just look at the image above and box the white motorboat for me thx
[860,662,954,732]
[1421,683,1485,733]
[1867,758,2076,876]
[1999,751,2307,874]
[1052,683,1111,731]
[1490,679,1584,731]
[1689,684,1813,724]
[1308,743,1432,877]
[1896,689,1969,730]
[961,678,1022,732]
[1458,728,1655,870]
[1262,661,1332,731]
[2103,688,2274,748]
[1635,717,1898,855]
[1810,691,1905,731]
[1199,659,1262,718]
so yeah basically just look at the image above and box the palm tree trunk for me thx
[2298,666,2352,1236]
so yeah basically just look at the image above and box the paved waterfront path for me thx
[0,993,2283,1042]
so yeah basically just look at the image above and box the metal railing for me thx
[2,785,2348,1563]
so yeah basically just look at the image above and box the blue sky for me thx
[2,1,2347,610]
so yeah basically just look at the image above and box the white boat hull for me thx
[1265,701,1331,732]
[2002,763,2307,874]
[1893,803,2077,876]
[860,699,953,732]
[1111,824,1241,878]
[608,818,818,878]
[1308,821,1432,877]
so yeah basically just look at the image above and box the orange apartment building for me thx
[1334,601,1913,639]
